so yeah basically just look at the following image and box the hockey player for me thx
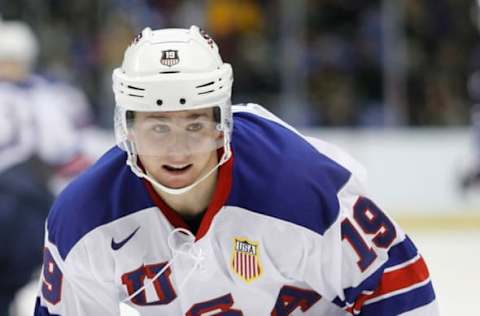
[0,18,90,315]
[35,26,438,315]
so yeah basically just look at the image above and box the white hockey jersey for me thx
[0,76,89,174]
[35,104,438,315]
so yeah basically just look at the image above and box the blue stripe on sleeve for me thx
[360,281,436,316]
[383,235,418,269]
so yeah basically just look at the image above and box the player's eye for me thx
[186,122,204,132]
[152,124,170,133]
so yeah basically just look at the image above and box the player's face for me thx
[0,60,30,81]
[130,108,222,189]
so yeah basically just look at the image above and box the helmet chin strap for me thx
[124,135,231,195]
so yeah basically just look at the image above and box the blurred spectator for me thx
[205,0,280,110]
[0,18,91,315]
[404,0,472,126]
[306,1,377,126]
[1,0,479,128]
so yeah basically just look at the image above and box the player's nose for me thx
[165,132,191,159]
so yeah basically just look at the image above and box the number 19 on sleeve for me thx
[341,197,397,272]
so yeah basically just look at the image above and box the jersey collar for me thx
[143,150,233,241]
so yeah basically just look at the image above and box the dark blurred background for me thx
[3,2,480,314]
[0,0,478,128]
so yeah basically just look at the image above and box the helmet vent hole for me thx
[198,90,214,95]
[156,99,163,106]
[180,98,186,104]
[196,81,214,88]
[127,85,145,91]
[160,71,180,74]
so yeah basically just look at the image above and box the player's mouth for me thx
[162,164,193,174]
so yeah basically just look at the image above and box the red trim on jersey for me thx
[347,256,430,313]
[143,150,233,240]
[196,152,233,240]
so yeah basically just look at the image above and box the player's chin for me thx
[162,178,195,189]
[158,170,196,189]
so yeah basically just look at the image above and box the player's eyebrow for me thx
[185,113,209,120]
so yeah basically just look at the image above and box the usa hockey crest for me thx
[161,50,179,67]
[231,238,262,283]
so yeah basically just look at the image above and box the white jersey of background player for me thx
[0,17,91,315]
[0,18,91,179]
[35,26,438,315]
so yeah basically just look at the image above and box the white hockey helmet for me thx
[0,18,38,66]
[112,25,233,195]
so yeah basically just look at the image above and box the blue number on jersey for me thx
[41,248,63,304]
[121,262,177,305]
[353,197,397,249]
[342,197,397,271]
[186,293,243,316]
[271,285,321,316]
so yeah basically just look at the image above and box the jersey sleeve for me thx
[34,225,120,316]
[303,169,438,315]
[298,135,438,315]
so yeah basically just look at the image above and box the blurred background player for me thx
[0,17,91,315]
